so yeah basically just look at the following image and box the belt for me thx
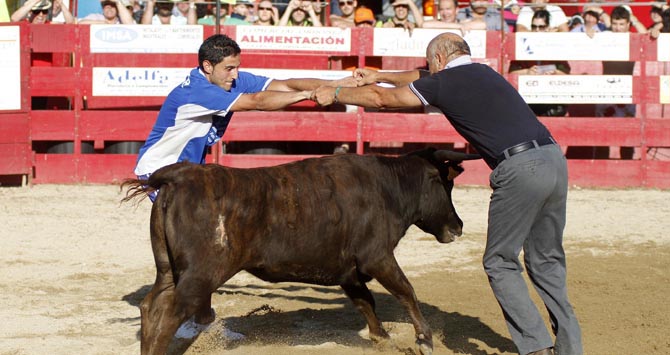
[497,137,556,163]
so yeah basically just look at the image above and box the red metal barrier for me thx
[0,24,668,188]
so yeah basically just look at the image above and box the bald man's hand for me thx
[353,68,379,86]
[313,86,337,106]
[332,75,358,88]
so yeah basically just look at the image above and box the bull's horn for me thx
[434,150,482,161]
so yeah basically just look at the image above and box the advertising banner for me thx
[515,32,629,61]
[518,75,633,104]
[236,26,351,52]
[372,28,486,59]
[90,25,202,53]
[0,26,21,111]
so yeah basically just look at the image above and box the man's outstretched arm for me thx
[231,90,313,111]
[354,68,422,87]
[313,84,422,110]
[266,76,357,92]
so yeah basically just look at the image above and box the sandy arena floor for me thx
[0,184,668,355]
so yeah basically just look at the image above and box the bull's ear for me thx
[434,150,481,162]
[447,164,464,181]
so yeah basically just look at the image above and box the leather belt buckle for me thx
[497,137,556,164]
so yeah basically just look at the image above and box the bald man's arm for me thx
[314,84,422,110]
[354,68,422,87]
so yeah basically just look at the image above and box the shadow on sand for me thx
[121,282,514,355]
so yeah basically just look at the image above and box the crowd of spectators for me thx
[3,0,669,35]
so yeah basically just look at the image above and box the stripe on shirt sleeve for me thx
[409,82,429,106]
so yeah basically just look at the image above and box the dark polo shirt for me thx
[409,61,552,169]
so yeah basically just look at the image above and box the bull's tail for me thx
[120,162,194,205]
[120,178,154,205]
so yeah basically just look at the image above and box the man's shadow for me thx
[120,283,514,354]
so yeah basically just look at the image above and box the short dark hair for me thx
[611,6,631,22]
[662,8,670,32]
[532,9,551,24]
[582,10,600,21]
[198,34,242,69]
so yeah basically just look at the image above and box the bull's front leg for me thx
[367,258,433,355]
[341,282,390,342]
[194,296,216,325]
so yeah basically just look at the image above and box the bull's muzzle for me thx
[437,226,462,243]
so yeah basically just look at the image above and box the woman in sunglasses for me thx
[254,0,279,26]
[10,0,52,24]
[509,10,571,118]
[10,0,74,95]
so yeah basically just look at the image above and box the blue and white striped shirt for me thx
[134,67,270,176]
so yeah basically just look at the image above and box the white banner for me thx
[244,68,352,80]
[92,67,192,96]
[92,67,352,97]
[515,32,629,61]
[518,75,633,104]
[661,76,670,104]
[236,26,351,52]
[90,25,203,53]
[372,28,486,59]
[658,34,670,62]
[0,26,21,111]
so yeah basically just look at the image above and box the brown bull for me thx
[122,148,480,355]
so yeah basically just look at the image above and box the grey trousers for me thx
[484,144,582,355]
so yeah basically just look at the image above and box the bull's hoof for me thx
[369,328,391,343]
[175,318,211,339]
[194,307,216,325]
[415,334,433,355]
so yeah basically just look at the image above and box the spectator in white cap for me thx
[141,0,197,24]
[78,0,135,24]
[11,0,54,24]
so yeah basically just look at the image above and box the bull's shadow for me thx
[122,282,515,355]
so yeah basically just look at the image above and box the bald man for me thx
[314,33,582,355]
